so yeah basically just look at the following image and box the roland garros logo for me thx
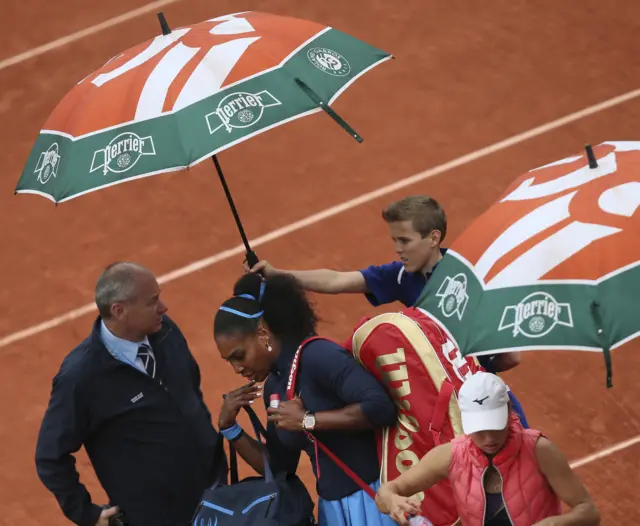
[468,143,640,287]
[88,14,311,123]
[307,47,351,77]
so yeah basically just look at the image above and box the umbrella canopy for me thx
[15,11,391,204]
[416,141,640,386]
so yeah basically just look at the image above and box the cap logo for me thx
[473,396,489,405]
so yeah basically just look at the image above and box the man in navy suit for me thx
[36,262,226,526]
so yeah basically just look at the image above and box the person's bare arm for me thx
[376,443,452,524]
[532,437,600,526]
[489,351,522,372]
[249,260,368,294]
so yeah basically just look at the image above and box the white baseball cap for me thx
[458,372,510,434]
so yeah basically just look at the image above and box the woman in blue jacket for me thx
[214,272,397,526]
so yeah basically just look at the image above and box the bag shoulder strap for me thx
[429,379,455,445]
[312,438,376,498]
[285,335,326,400]
[285,335,376,499]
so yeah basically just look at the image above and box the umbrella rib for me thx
[589,301,613,388]
[293,77,363,143]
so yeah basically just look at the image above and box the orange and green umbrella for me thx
[416,142,640,387]
[15,11,392,266]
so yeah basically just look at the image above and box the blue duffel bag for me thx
[191,405,316,526]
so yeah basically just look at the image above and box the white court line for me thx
[2,86,640,350]
[0,0,637,490]
[0,0,181,72]
[569,435,640,470]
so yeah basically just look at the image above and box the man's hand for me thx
[267,397,307,431]
[244,259,280,277]
[95,506,120,526]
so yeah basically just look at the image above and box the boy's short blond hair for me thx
[382,195,447,242]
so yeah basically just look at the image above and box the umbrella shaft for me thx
[211,155,258,267]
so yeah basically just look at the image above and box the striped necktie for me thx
[137,344,156,378]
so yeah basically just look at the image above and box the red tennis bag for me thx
[344,307,484,526]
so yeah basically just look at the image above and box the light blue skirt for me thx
[318,480,397,526]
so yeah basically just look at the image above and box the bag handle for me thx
[286,336,376,499]
[230,405,274,482]
[243,402,269,440]
[211,400,274,489]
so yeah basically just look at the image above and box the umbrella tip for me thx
[157,12,172,35]
[585,144,598,169]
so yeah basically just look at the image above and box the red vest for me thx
[448,415,562,526]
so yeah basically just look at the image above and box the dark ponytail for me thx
[213,273,319,342]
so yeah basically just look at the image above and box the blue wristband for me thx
[220,422,243,441]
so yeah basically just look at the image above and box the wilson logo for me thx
[287,348,301,396]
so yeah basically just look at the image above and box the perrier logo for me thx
[206,91,281,135]
[91,132,156,176]
[498,291,573,338]
[34,142,61,184]
[435,273,469,320]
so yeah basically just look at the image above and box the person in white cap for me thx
[375,372,600,526]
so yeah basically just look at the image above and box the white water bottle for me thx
[408,516,433,526]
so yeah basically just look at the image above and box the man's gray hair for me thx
[95,262,152,318]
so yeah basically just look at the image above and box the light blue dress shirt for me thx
[100,320,155,376]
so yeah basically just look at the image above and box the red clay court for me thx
[1,1,639,523]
